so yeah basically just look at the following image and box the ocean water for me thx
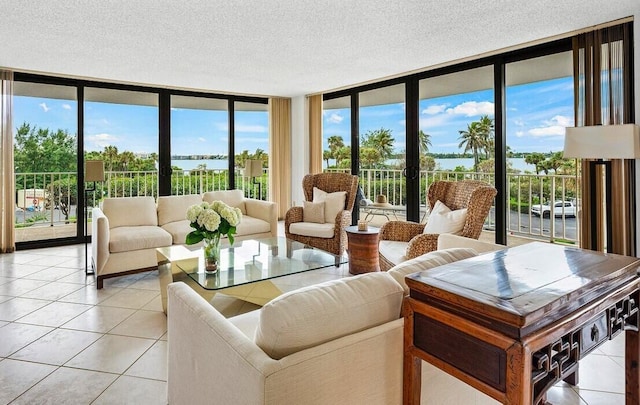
[173,158,535,172]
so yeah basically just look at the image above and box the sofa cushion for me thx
[157,194,203,227]
[255,272,403,359]
[303,201,325,224]
[102,197,158,229]
[161,220,192,245]
[203,190,247,215]
[288,222,335,238]
[235,216,271,236]
[378,240,410,266]
[313,187,346,223]
[388,248,478,294]
[423,200,467,235]
[109,226,172,253]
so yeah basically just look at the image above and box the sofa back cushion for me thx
[203,190,246,214]
[388,248,478,294]
[255,272,403,359]
[102,197,158,229]
[157,194,203,226]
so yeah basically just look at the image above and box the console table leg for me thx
[403,355,421,405]
[626,329,640,405]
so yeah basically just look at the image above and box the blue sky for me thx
[323,76,575,155]
[13,75,573,157]
[13,97,269,157]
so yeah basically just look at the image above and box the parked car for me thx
[531,201,577,218]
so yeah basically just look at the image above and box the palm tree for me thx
[103,145,119,172]
[477,115,495,159]
[327,135,344,166]
[418,130,432,155]
[362,128,394,165]
[458,122,483,171]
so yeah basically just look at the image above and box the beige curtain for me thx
[573,22,634,255]
[269,97,292,219]
[308,94,323,174]
[0,70,15,253]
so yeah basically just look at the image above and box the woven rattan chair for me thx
[378,180,497,271]
[285,173,359,266]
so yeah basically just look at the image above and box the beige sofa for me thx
[167,234,508,405]
[92,191,278,289]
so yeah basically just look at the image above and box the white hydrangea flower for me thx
[186,204,203,223]
[200,208,221,232]
[220,206,240,226]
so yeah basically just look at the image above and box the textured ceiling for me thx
[1,1,637,97]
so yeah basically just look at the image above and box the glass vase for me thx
[203,235,221,273]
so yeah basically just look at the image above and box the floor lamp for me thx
[244,159,263,199]
[563,124,640,252]
[85,160,105,275]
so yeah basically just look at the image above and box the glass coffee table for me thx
[156,236,347,313]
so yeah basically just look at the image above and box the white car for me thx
[531,201,577,218]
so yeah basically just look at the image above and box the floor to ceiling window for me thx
[505,51,575,245]
[234,101,269,200]
[170,96,229,194]
[13,82,78,244]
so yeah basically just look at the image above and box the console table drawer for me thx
[580,313,608,356]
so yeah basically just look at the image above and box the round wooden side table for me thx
[345,225,380,275]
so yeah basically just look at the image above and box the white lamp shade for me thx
[563,124,640,159]
[85,160,105,182]
[244,160,263,178]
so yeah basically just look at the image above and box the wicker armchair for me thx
[285,173,359,266]
[378,180,497,271]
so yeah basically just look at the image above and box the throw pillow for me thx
[423,200,467,235]
[387,248,478,294]
[313,187,347,223]
[303,201,325,223]
[255,272,404,359]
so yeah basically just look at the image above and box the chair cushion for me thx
[378,240,409,266]
[313,187,346,223]
[255,272,404,359]
[288,222,335,238]
[109,226,172,253]
[102,197,158,229]
[387,248,478,294]
[202,190,247,215]
[157,194,203,226]
[303,201,325,224]
[423,200,467,235]
[235,216,270,236]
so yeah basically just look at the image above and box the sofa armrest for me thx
[244,198,278,237]
[168,282,282,404]
[91,207,110,275]
[437,234,505,253]
[405,233,439,259]
[379,221,425,242]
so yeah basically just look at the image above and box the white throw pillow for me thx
[313,187,347,223]
[423,200,467,235]
[387,248,478,294]
[303,201,325,224]
[255,272,404,359]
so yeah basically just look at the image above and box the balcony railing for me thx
[14,168,579,245]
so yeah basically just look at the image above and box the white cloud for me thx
[513,119,524,127]
[421,104,446,115]
[198,137,206,142]
[62,104,71,110]
[86,133,119,148]
[515,131,525,137]
[446,101,494,117]
[528,115,573,137]
[327,113,344,124]
[39,103,50,112]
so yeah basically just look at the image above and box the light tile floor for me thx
[0,242,629,405]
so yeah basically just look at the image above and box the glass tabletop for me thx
[174,237,346,290]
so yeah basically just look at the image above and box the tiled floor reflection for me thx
[0,239,629,404]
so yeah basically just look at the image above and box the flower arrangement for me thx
[186,201,243,245]
[185,201,242,272]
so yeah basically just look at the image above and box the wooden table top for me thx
[406,242,640,336]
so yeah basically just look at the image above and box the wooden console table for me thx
[403,242,640,405]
